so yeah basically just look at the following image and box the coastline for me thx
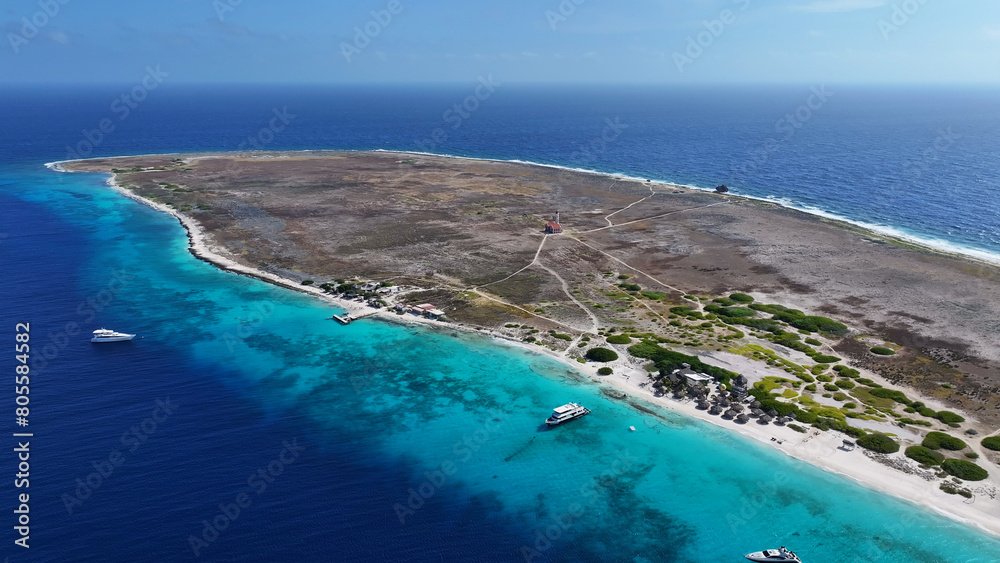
[46,151,1000,268]
[51,156,1000,538]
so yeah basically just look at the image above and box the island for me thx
[54,150,1000,535]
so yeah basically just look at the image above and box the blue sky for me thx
[2,0,998,84]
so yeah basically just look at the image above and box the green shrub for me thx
[833,392,849,402]
[618,274,630,279]
[606,334,632,345]
[811,354,842,364]
[834,365,860,378]
[618,283,641,292]
[922,432,967,451]
[816,374,833,382]
[941,459,988,481]
[857,433,900,454]
[641,291,667,300]
[597,367,613,376]
[795,410,819,424]
[804,338,822,346]
[627,341,737,385]
[871,346,896,356]
[981,436,1000,451]
[857,378,881,388]
[301,280,315,285]
[905,446,944,466]
[729,293,754,303]
[788,424,808,433]
[843,402,857,409]
[835,379,856,390]
[935,411,965,425]
[812,365,828,376]
[965,452,979,459]
[824,383,839,392]
[585,348,619,362]
[869,388,911,405]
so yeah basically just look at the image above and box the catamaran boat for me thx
[545,403,591,426]
[91,329,136,343]
[745,547,801,562]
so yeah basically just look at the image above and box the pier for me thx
[329,309,383,325]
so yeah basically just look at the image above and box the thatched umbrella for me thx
[697,400,711,410]
[732,403,746,412]
[718,398,731,408]
[736,414,750,424]
[750,400,762,409]
[722,409,736,420]
[767,409,779,418]
[758,415,773,424]
[709,404,723,415]
[773,417,786,426]
[751,408,765,417]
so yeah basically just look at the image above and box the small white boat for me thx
[91,329,136,343]
[745,547,801,562]
[545,403,590,426]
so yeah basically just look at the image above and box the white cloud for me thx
[789,0,887,13]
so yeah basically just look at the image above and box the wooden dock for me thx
[329,309,382,325]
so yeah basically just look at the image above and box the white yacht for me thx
[745,547,801,562]
[91,329,136,343]
[545,403,590,426]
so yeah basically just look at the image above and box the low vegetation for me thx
[981,436,1000,451]
[585,347,619,362]
[597,367,613,376]
[904,446,944,466]
[870,346,896,356]
[941,459,988,481]
[606,334,632,345]
[922,432,967,451]
[857,433,900,454]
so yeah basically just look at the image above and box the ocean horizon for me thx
[3,84,1000,561]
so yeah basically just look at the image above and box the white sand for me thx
[59,167,1000,539]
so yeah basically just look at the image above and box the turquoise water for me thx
[7,164,1000,561]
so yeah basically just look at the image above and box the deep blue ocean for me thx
[1,84,1000,562]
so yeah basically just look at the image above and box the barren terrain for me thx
[61,151,1000,427]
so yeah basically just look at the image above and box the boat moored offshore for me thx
[745,547,801,562]
[91,329,136,343]
[545,403,590,426]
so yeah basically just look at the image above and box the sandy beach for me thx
[50,154,1000,539]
